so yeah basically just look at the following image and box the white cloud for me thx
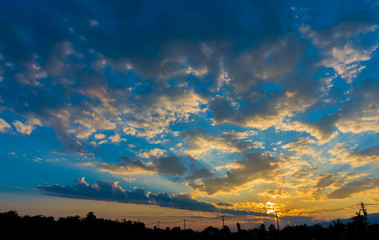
[12,118,42,135]
[0,118,11,132]
[109,133,123,143]
[329,143,379,167]
[139,148,167,158]
[72,128,96,139]
[321,44,377,83]
[303,22,378,83]
[123,177,136,182]
[282,137,316,156]
[94,133,106,139]
[124,90,206,140]
[335,106,379,134]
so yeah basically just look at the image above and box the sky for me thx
[0,0,379,230]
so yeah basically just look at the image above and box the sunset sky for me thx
[0,0,379,230]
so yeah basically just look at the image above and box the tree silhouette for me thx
[1,210,379,240]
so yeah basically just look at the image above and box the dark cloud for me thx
[215,202,233,207]
[37,177,149,204]
[154,156,188,176]
[37,177,215,211]
[99,156,186,176]
[291,171,313,180]
[316,173,341,189]
[149,192,217,212]
[327,177,379,199]
[357,144,379,157]
[37,177,272,217]
[37,177,269,215]
[99,155,212,180]
[183,128,255,154]
[194,153,279,195]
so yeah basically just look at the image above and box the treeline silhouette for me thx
[1,210,379,240]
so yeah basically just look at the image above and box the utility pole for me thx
[221,215,225,240]
[184,219,186,230]
[275,211,281,240]
[156,220,160,236]
[360,202,369,232]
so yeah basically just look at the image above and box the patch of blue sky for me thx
[0,134,80,188]
[130,78,156,96]
[354,54,379,84]
[335,131,379,150]
[258,82,283,94]
[291,0,353,29]
[134,174,191,195]
[169,121,211,138]
[192,77,215,93]
[95,137,149,160]
[304,40,318,59]
[257,127,297,144]
[104,66,134,88]
[293,101,340,123]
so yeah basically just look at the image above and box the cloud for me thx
[287,116,339,144]
[12,118,42,135]
[127,89,206,140]
[100,156,188,176]
[315,173,341,189]
[0,118,11,132]
[0,0,377,157]
[123,177,136,183]
[303,20,378,83]
[191,153,279,195]
[209,89,318,131]
[109,133,123,143]
[183,129,257,156]
[292,172,371,200]
[138,148,167,158]
[37,177,217,212]
[37,177,149,204]
[94,134,106,139]
[37,177,270,216]
[77,161,97,167]
[258,189,290,199]
[0,0,308,152]
[149,192,217,212]
[70,127,96,139]
[327,177,379,199]
[215,202,234,207]
[282,137,316,156]
[329,143,379,167]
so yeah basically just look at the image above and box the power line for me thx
[159,220,183,224]
[144,221,158,225]
[287,205,357,215]
[122,201,378,229]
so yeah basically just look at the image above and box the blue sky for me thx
[0,0,379,229]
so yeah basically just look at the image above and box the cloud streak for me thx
[37,177,269,216]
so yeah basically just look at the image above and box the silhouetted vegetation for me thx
[1,210,379,239]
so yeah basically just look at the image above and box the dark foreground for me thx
[1,211,379,240]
